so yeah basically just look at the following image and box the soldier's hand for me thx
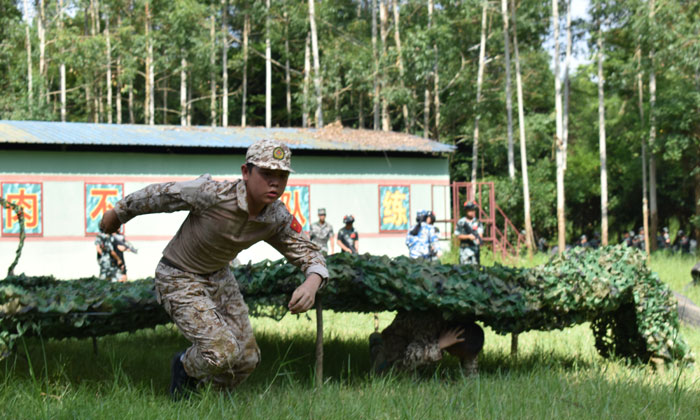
[100,209,122,233]
[288,274,322,314]
[438,327,465,349]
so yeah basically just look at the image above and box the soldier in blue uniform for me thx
[454,201,483,266]
[406,210,440,260]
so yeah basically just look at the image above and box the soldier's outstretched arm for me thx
[110,174,224,228]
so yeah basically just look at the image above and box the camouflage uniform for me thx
[113,140,328,388]
[455,217,483,266]
[95,232,119,281]
[370,311,481,375]
[405,223,440,260]
[310,221,334,253]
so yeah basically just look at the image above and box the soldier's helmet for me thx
[663,227,669,233]
[678,229,685,237]
[628,230,635,237]
[416,210,428,222]
[463,201,478,211]
[318,208,326,216]
[343,215,355,224]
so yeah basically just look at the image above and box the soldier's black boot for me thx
[170,351,197,401]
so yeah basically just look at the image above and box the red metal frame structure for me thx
[433,181,525,260]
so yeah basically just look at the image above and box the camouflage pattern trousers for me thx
[154,262,261,388]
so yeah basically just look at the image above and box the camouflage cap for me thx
[318,208,326,216]
[246,139,294,172]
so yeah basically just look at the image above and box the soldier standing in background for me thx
[337,215,359,254]
[406,210,440,260]
[111,233,138,282]
[310,208,334,254]
[454,201,483,266]
[95,231,121,282]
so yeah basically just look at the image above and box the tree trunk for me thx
[116,14,122,124]
[145,0,154,125]
[221,0,229,127]
[180,56,187,126]
[510,0,534,253]
[648,0,658,251]
[210,14,217,127]
[105,16,112,123]
[432,4,440,139]
[303,33,311,128]
[391,0,409,133]
[562,0,572,160]
[597,12,608,246]
[59,0,66,121]
[23,0,33,106]
[637,46,650,258]
[379,0,389,131]
[162,76,168,124]
[265,0,272,128]
[358,92,364,128]
[242,13,249,127]
[553,0,565,254]
[38,0,46,104]
[284,9,292,127]
[471,0,488,184]
[424,0,433,138]
[187,70,192,126]
[309,0,323,127]
[372,0,380,130]
[501,0,515,180]
[128,83,134,123]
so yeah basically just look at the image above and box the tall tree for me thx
[58,0,66,121]
[145,0,155,125]
[562,0,572,158]
[432,1,440,139]
[37,0,46,104]
[209,12,217,127]
[302,33,310,128]
[636,46,650,257]
[284,7,291,127]
[22,0,33,107]
[471,0,488,184]
[553,0,565,254]
[221,0,229,127]
[379,0,389,131]
[501,0,515,180]
[308,0,323,127]
[265,0,272,128]
[391,0,408,132]
[241,13,249,127]
[597,6,608,246]
[423,0,433,138]
[510,0,534,253]
[647,0,658,251]
[105,12,113,124]
[372,0,379,130]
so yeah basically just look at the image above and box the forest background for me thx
[0,0,698,248]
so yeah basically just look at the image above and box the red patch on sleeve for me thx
[290,217,302,233]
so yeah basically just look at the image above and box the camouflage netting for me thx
[0,246,692,363]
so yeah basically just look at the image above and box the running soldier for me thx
[369,311,484,376]
[95,232,120,282]
[309,208,334,254]
[337,215,359,254]
[406,210,440,260]
[454,201,483,266]
[99,139,328,399]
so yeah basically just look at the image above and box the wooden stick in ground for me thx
[511,333,518,357]
[315,299,323,387]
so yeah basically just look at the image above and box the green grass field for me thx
[2,252,699,419]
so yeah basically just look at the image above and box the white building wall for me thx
[1,150,451,279]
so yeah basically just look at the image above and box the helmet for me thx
[343,215,355,224]
[463,201,478,211]
[427,211,436,223]
[416,210,428,223]
[663,227,669,233]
